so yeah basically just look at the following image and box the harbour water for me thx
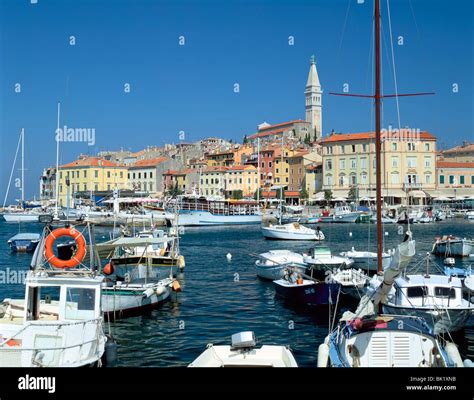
[1,219,473,367]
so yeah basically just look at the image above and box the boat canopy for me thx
[8,233,40,241]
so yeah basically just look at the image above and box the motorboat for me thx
[432,236,474,257]
[465,210,474,220]
[189,331,298,367]
[255,250,306,280]
[273,268,339,306]
[7,233,40,253]
[339,247,392,273]
[370,272,474,334]
[303,245,354,270]
[369,215,396,224]
[333,206,359,223]
[261,222,325,241]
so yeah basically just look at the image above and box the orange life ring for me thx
[44,227,87,268]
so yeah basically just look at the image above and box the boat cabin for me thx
[393,275,464,308]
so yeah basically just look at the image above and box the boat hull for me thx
[273,280,339,305]
[432,240,473,257]
[177,210,261,226]
[256,263,306,281]
[2,213,40,222]
[382,304,473,334]
[8,239,39,253]
[101,286,171,319]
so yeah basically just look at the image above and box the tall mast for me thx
[257,137,260,205]
[55,102,61,218]
[279,134,284,224]
[21,128,25,204]
[375,0,383,274]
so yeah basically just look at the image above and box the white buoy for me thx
[385,232,389,236]
[349,232,352,237]
[226,253,232,262]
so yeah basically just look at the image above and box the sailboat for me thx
[319,0,465,367]
[2,129,47,222]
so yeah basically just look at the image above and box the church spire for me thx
[306,55,321,88]
[305,55,323,139]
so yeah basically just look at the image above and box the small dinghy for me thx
[189,331,298,367]
[261,222,325,241]
[255,250,306,280]
[7,233,40,252]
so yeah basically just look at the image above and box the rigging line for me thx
[386,0,402,130]
[338,0,352,57]
[3,130,22,208]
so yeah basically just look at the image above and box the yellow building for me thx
[200,165,259,198]
[58,156,128,206]
[320,130,437,204]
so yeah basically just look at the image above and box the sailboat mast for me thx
[21,128,25,204]
[375,0,383,274]
[55,102,61,218]
[279,134,284,224]
[257,137,260,204]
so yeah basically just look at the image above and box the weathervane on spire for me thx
[310,55,316,64]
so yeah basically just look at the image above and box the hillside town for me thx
[38,58,473,209]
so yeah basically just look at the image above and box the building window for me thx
[352,145,356,153]
[350,159,356,169]
[94,184,98,191]
[449,175,455,184]
[261,162,264,168]
[276,168,279,174]
[407,157,417,168]
[425,143,430,151]
[391,173,399,184]
[133,173,136,179]
[95,170,98,178]
[83,170,87,178]
[349,175,356,185]
[138,172,141,179]
[460,175,465,185]
[83,184,87,191]
[408,142,416,151]
[149,183,153,191]
[361,174,367,185]
[439,175,445,184]
[150,172,153,178]
[107,171,111,178]
[406,174,417,184]
[341,145,345,154]
[339,175,345,186]
[107,184,111,191]
[391,142,397,151]
[326,176,333,186]
[285,177,288,183]
[128,173,130,179]
[362,144,367,152]
[340,159,346,170]
[210,178,214,184]
[144,172,147,179]
[325,160,332,171]
[424,157,431,168]
[392,157,399,168]
[143,182,147,192]
[239,178,242,184]
[361,158,367,169]
[327,146,333,155]
[269,161,272,168]
[425,174,431,184]
[472,176,474,185]
[60,172,63,179]
[285,168,288,173]
[205,179,208,184]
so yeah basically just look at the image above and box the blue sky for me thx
[0,0,472,201]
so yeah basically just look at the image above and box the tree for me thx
[324,189,333,206]
[275,187,284,201]
[231,190,243,200]
[243,135,248,144]
[167,182,183,197]
[313,131,318,143]
[348,186,357,201]
[304,133,311,145]
[300,187,309,200]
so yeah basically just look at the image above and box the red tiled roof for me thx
[437,161,474,168]
[261,190,301,198]
[258,120,305,132]
[61,157,123,168]
[320,131,436,143]
[129,157,168,168]
[443,143,474,154]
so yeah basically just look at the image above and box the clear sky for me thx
[0,0,472,201]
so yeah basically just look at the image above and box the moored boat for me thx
[7,233,40,252]
[432,236,474,257]
[261,222,325,241]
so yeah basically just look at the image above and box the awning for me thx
[409,190,426,198]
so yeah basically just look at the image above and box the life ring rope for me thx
[44,227,87,269]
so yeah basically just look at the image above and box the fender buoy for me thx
[44,227,86,268]
[103,262,114,275]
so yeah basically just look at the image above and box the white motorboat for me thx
[333,205,359,223]
[2,213,41,222]
[369,215,396,224]
[465,210,474,220]
[303,245,354,269]
[339,247,392,273]
[432,236,474,257]
[255,250,306,280]
[329,268,369,299]
[0,221,109,367]
[370,272,474,334]
[261,222,325,241]
[188,331,298,367]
